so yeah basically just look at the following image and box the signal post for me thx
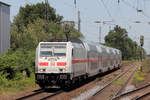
[140,35,144,72]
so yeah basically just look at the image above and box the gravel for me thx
[72,85,104,100]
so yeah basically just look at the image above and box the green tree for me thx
[10,2,83,50]
[11,18,83,50]
[13,2,63,33]
[104,25,144,60]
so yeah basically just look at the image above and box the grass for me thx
[133,59,150,83]
[113,78,124,85]
[96,77,102,81]
[0,73,35,94]
[113,73,118,77]
[109,92,114,98]
[122,60,130,63]
[122,60,134,64]
[133,69,146,83]
[107,77,113,82]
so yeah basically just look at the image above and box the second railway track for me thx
[113,82,150,100]
[89,62,141,100]
[16,88,63,100]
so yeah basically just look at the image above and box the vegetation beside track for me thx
[113,78,124,86]
[0,73,35,94]
[104,25,145,60]
[133,59,150,83]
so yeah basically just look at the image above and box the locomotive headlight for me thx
[63,68,66,72]
[40,69,43,72]
[39,69,46,72]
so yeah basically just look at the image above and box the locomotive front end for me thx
[35,42,72,88]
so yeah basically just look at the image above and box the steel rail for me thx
[16,89,45,100]
[40,90,64,100]
[92,63,135,97]
[113,82,150,100]
[16,89,63,100]
[131,91,150,100]
[110,65,139,100]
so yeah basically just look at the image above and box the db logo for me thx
[50,62,55,66]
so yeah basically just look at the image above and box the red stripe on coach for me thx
[72,58,112,64]
[72,59,99,64]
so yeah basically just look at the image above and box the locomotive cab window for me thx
[54,45,66,56]
[40,43,66,57]
[40,51,52,57]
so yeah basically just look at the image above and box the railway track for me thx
[113,82,150,100]
[89,62,140,100]
[110,64,139,100]
[132,91,150,100]
[16,88,63,100]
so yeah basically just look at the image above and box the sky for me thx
[1,0,150,53]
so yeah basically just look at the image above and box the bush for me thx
[0,73,35,93]
[0,48,35,80]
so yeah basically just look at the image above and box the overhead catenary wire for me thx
[121,0,150,19]
[97,0,114,21]
[144,0,146,11]
[24,0,31,5]
[137,0,139,10]
[101,0,114,21]
[121,0,137,10]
